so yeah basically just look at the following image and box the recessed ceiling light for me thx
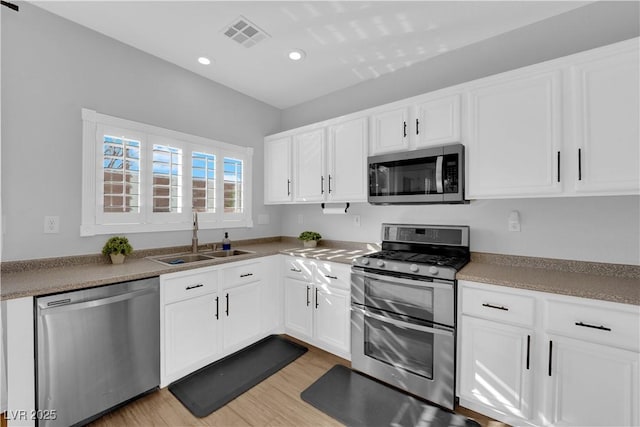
[198,57,211,65]
[288,49,306,61]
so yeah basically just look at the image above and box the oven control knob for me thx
[428,266,439,275]
[360,258,369,265]
[409,264,419,273]
[376,260,385,268]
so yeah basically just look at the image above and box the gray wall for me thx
[1,2,282,261]
[278,1,640,265]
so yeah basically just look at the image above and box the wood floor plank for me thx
[88,336,507,427]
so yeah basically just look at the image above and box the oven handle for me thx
[352,269,453,290]
[353,306,454,337]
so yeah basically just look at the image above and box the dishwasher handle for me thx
[38,287,157,315]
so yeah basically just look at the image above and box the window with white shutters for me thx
[81,109,253,235]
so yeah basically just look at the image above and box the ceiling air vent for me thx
[222,16,270,48]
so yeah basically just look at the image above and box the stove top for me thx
[353,224,470,280]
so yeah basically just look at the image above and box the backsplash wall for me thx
[280,196,640,265]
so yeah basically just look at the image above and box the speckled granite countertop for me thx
[458,253,640,306]
[0,238,377,301]
[1,237,638,305]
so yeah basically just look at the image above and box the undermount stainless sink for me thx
[205,249,255,258]
[149,249,254,265]
[149,253,216,265]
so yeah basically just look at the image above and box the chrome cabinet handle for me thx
[578,148,582,181]
[306,286,310,306]
[215,296,219,319]
[240,273,253,278]
[526,335,531,370]
[324,274,338,280]
[315,287,319,309]
[287,179,291,196]
[186,283,204,290]
[482,303,509,311]
[225,293,229,316]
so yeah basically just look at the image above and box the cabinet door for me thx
[459,316,533,421]
[544,335,639,427]
[165,293,219,379]
[293,129,326,202]
[370,106,410,155]
[467,70,563,198]
[414,94,461,148]
[283,277,313,341]
[327,117,368,202]
[222,281,262,352]
[571,44,640,194]
[314,286,350,356]
[264,136,292,203]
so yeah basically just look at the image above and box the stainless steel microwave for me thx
[368,144,466,204]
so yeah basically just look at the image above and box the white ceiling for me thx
[31,1,589,109]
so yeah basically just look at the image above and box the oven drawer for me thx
[461,285,535,327]
[545,299,640,352]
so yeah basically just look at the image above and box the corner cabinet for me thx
[264,136,293,203]
[282,256,351,359]
[458,280,640,427]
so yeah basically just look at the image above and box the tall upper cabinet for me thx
[570,41,639,195]
[265,116,368,204]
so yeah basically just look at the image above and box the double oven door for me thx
[351,267,456,409]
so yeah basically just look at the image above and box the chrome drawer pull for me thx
[575,321,611,332]
[240,273,253,278]
[482,303,509,311]
[186,283,204,290]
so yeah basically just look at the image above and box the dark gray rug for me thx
[301,365,481,427]
[169,335,307,417]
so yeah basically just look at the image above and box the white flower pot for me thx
[303,240,318,248]
[110,253,126,264]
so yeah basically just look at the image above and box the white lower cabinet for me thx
[282,256,351,359]
[164,292,220,381]
[160,257,277,387]
[458,280,640,427]
[459,316,534,421]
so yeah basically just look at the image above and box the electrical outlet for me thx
[508,211,521,232]
[353,215,361,227]
[44,216,60,234]
[297,214,304,224]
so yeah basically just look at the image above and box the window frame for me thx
[81,109,253,236]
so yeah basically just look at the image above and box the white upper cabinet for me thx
[570,41,639,195]
[326,117,368,202]
[466,69,563,198]
[370,106,411,155]
[293,128,326,202]
[264,136,292,203]
[414,93,462,148]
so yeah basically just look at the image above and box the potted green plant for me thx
[298,231,322,248]
[102,236,133,264]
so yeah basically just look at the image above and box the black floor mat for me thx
[301,365,481,427]
[169,335,307,418]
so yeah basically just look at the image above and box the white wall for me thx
[276,1,640,266]
[1,3,282,261]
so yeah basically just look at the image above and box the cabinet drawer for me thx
[316,261,351,290]
[222,261,263,288]
[163,270,217,304]
[546,299,640,352]
[284,257,313,281]
[461,286,535,327]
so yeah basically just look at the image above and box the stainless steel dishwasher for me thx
[36,277,160,427]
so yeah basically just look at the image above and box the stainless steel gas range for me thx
[351,223,470,410]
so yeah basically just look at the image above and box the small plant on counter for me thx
[102,236,133,264]
[298,231,322,248]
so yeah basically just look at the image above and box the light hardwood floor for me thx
[89,337,509,427]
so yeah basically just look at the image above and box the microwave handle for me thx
[435,155,444,193]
